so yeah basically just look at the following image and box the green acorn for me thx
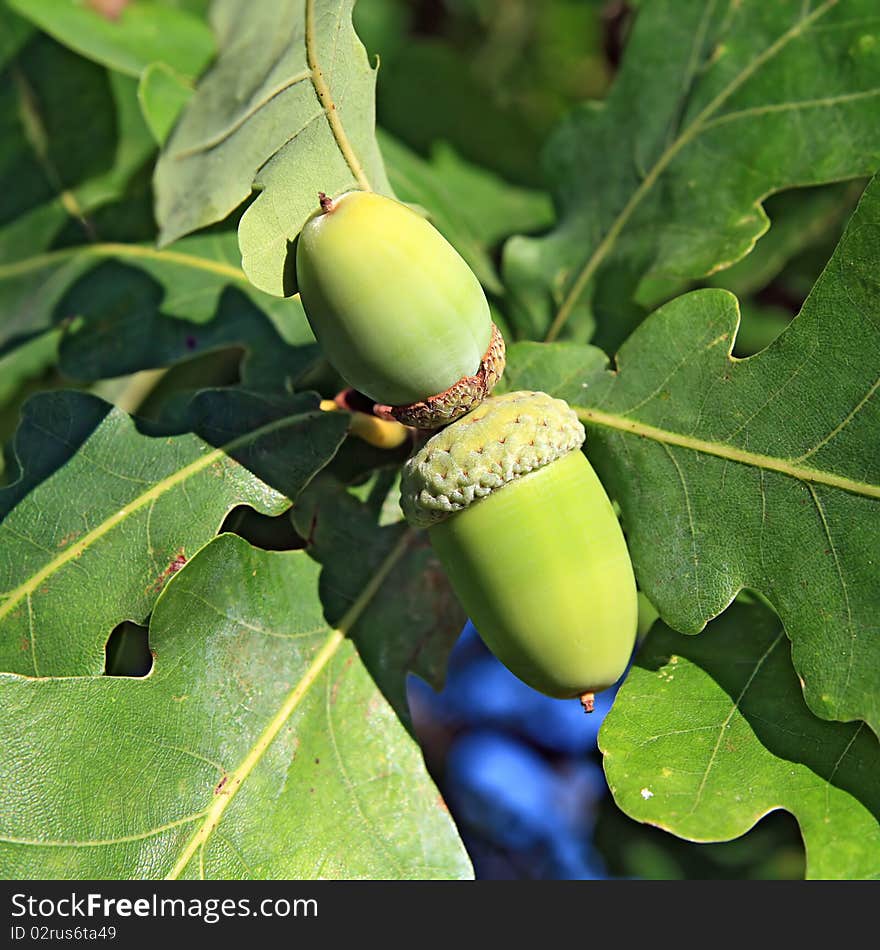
[296,190,505,428]
[400,390,638,708]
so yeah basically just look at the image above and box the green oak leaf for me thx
[504,0,880,349]
[5,0,213,178]
[0,533,471,880]
[292,476,466,722]
[154,0,393,296]
[6,0,215,81]
[0,389,349,677]
[0,27,305,396]
[652,181,863,357]
[503,173,880,734]
[641,180,865,317]
[379,131,553,296]
[600,600,880,880]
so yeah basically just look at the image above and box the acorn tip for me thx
[580,692,595,714]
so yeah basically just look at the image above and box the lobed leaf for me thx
[154,0,393,296]
[0,390,348,677]
[504,173,880,734]
[0,533,471,879]
[702,181,864,301]
[600,600,880,880]
[0,25,308,394]
[504,0,880,349]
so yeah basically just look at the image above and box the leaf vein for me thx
[163,530,412,879]
[793,375,880,462]
[0,412,315,626]
[176,587,329,641]
[0,811,208,848]
[171,70,312,160]
[690,632,784,813]
[662,445,702,615]
[576,406,880,499]
[545,0,840,341]
[702,88,880,130]
[806,484,855,702]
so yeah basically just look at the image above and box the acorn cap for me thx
[400,390,585,528]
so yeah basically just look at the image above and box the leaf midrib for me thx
[577,405,880,499]
[544,0,839,342]
[165,529,412,879]
[162,0,372,191]
[0,410,320,624]
[305,0,372,191]
[0,242,250,284]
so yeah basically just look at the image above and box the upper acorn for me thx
[295,190,503,426]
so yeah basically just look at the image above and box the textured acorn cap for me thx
[400,390,585,528]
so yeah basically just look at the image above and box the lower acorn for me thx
[400,390,638,708]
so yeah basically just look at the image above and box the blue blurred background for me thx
[407,620,805,880]
[408,622,613,879]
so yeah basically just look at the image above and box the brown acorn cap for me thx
[374,323,506,429]
[400,390,585,528]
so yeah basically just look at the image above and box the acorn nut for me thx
[400,390,638,707]
[296,190,505,428]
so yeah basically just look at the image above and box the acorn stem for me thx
[318,192,335,214]
[580,692,595,714]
